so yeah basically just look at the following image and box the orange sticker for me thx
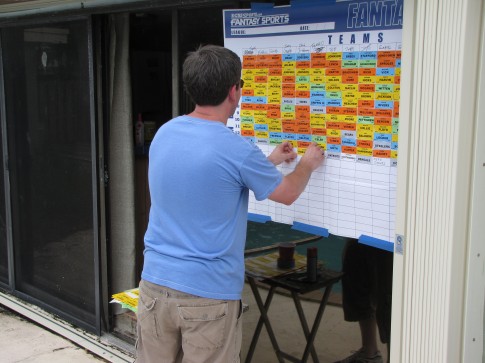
[282,124,298,133]
[326,121,342,129]
[358,108,375,116]
[282,83,295,91]
[378,51,396,58]
[342,123,357,131]
[298,141,311,148]
[267,104,280,112]
[374,109,393,117]
[241,129,255,136]
[268,68,282,76]
[282,89,296,98]
[359,68,376,76]
[342,74,358,83]
[254,104,268,111]
[325,60,342,68]
[295,90,310,98]
[283,76,295,83]
[326,106,342,114]
[311,53,326,61]
[358,100,375,108]
[377,58,396,67]
[327,136,341,144]
[254,75,267,83]
[267,109,281,118]
[298,126,311,134]
[342,146,356,154]
[357,139,373,148]
[373,150,391,158]
[359,84,376,92]
[311,128,326,136]
[342,107,357,115]
[296,61,311,68]
[326,68,342,76]
[241,103,256,110]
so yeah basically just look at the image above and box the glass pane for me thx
[2,21,96,327]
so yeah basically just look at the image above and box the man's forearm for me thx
[269,161,314,205]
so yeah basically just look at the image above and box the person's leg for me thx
[359,316,379,357]
[335,239,382,363]
[136,280,243,363]
[135,280,182,362]
[178,298,242,363]
[375,249,394,363]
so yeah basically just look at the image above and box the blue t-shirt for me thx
[142,115,282,300]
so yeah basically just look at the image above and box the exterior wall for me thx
[394,0,483,362]
[463,2,485,360]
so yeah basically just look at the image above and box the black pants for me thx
[341,239,393,343]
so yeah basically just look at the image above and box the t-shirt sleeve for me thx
[240,145,283,201]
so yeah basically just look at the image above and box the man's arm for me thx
[268,143,324,205]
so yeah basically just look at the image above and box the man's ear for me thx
[228,84,238,102]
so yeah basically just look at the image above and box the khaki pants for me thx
[135,280,242,363]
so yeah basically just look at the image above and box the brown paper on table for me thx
[245,252,307,279]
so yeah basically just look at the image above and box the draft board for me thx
[224,0,403,250]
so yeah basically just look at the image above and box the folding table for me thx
[244,258,343,363]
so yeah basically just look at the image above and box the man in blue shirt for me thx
[136,44,325,363]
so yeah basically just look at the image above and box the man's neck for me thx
[189,106,228,124]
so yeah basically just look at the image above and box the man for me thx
[334,239,393,363]
[135,44,325,363]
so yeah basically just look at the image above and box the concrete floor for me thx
[0,283,386,363]
[240,282,387,363]
[0,306,107,362]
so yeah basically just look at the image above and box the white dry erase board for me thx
[224,0,403,251]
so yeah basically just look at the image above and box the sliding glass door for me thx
[1,18,100,332]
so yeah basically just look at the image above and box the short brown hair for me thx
[183,45,241,106]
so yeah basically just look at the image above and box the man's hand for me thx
[299,142,325,171]
[267,141,298,166]
[268,143,325,205]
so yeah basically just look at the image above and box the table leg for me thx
[291,290,319,363]
[298,284,334,363]
[245,277,285,363]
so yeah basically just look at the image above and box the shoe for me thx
[334,348,383,363]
